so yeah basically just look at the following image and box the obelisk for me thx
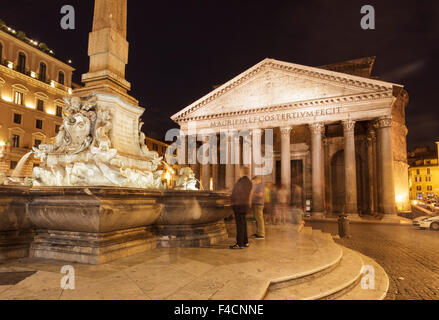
[74,0,138,106]
[73,0,146,160]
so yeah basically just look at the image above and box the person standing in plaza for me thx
[275,184,289,224]
[230,166,253,249]
[251,176,265,240]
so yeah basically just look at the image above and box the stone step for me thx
[265,247,364,300]
[333,252,389,300]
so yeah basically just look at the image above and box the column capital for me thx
[309,122,325,136]
[376,115,393,128]
[280,126,292,137]
[342,119,356,132]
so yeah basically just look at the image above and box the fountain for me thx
[0,0,232,264]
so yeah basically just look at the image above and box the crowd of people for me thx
[230,166,305,249]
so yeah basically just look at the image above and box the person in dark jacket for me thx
[230,166,252,249]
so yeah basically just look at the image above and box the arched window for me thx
[39,62,47,82]
[58,71,65,85]
[17,52,26,73]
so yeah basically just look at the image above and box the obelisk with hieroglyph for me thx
[73,0,147,160]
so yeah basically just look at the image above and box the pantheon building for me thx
[171,57,410,218]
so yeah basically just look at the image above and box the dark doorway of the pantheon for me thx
[330,150,370,214]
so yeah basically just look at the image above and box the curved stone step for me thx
[333,252,389,300]
[265,247,363,300]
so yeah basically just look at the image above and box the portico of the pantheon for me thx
[171,57,410,218]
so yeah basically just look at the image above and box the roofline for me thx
[0,29,75,71]
[171,58,403,122]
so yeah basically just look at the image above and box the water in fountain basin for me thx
[11,151,33,178]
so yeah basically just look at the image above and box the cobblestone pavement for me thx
[310,221,439,300]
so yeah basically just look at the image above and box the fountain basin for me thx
[28,187,163,264]
[0,187,33,260]
[154,190,232,248]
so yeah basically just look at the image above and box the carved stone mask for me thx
[64,113,91,152]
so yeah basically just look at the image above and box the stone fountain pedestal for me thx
[28,187,162,264]
[0,187,33,261]
[154,190,232,248]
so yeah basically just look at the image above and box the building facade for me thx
[171,57,411,217]
[0,25,74,177]
[408,142,439,201]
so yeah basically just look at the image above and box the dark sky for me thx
[2,0,439,149]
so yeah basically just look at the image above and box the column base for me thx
[30,227,157,265]
[379,214,404,224]
[311,211,325,218]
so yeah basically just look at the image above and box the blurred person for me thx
[291,183,304,225]
[263,182,273,224]
[275,184,289,224]
[251,176,265,239]
[230,166,252,249]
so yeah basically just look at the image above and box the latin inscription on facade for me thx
[210,107,342,128]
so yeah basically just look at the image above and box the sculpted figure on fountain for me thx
[31,93,166,189]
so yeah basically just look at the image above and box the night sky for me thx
[2,0,439,149]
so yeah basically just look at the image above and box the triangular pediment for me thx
[172,58,398,122]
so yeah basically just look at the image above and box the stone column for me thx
[243,132,252,178]
[191,138,201,187]
[212,134,219,190]
[343,120,358,215]
[309,123,324,215]
[376,116,396,216]
[234,134,241,183]
[280,127,292,202]
[225,133,235,189]
[372,129,379,215]
[367,127,376,215]
[201,136,211,191]
[252,128,262,177]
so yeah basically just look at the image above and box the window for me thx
[11,134,20,148]
[56,106,63,117]
[14,91,24,105]
[34,139,42,148]
[416,186,422,191]
[427,168,431,175]
[39,62,47,82]
[58,71,65,85]
[17,52,26,73]
[33,163,39,168]
[36,119,43,129]
[0,42,2,63]
[55,124,60,134]
[416,193,423,200]
[427,186,433,191]
[13,113,22,124]
[416,169,420,175]
[152,143,158,151]
[10,161,17,170]
[418,177,422,182]
[36,99,44,112]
